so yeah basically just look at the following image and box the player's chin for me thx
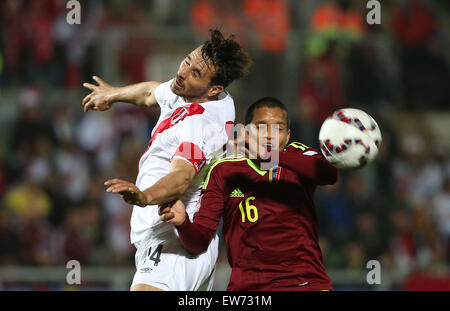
[170,82,184,96]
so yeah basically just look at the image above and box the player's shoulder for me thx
[206,155,249,176]
[209,155,247,170]
[285,142,320,155]
[203,155,247,189]
[202,92,235,120]
[154,79,172,95]
[285,141,311,151]
[154,79,176,106]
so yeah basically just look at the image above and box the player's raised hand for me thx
[82,76,116,112]
[243,125,273,161]
[158,200,187,226]
[104,178,149,207]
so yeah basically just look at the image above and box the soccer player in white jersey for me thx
[81,29,252,291]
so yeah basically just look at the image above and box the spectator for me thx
[0,207,21,265]
[9,88,56,154]
[297,43,345,130]
[431,177,450,263]
[389,208,417,276]
[54,141,90,203]
[4,175,52,221]
[391,0,437,108]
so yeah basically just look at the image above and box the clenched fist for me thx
[158,200,187,226]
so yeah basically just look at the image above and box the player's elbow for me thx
[181,237,210,256]
[185,244,209,257]
[317,159,338,185]
[327,165,338,185]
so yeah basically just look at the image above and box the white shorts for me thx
[130,228,219,291]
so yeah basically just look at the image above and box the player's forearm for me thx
[176,217,215,256]
[109,81,160,107]
[278,151,338,185]
[143,171,192,205]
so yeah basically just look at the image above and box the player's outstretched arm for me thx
[104,158,195,207]
[82,76,161,112]
[159,165,225,256]
[278,149,338,185]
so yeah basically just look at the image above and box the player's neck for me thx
[250,158,269,171]
[182,94,219,104]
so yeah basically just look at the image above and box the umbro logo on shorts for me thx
[140,267,153,273]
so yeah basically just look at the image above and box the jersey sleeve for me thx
[280,142,338,185]
[154,79,176,110]
[172,114,230,175]
[176,164,225,255]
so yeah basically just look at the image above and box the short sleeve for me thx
[154,79,176,110]
[172,114,230,175]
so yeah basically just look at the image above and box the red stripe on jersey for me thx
[225,121,234,138]
[173,141,206,174]
[137,103,205,173]
[148,103,205,147]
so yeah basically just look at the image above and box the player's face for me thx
[250,106,291,152]
[170,46,223,102]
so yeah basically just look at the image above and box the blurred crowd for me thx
[0,0,449,289]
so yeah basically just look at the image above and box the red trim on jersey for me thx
[173,141,206,174]
[137,103,205,173]
[148,103,205,147]
[225,121,234,138]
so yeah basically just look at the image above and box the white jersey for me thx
[130,79,235,244]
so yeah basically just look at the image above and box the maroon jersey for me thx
[176,142,338,291]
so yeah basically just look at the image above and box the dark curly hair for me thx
[201,29,253,88]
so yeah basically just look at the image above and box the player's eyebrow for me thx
[186,55,192,62]
[192,67,202,77]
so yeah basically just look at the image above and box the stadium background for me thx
[0,0,449,290]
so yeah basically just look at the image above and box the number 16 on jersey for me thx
[238,196,258,223]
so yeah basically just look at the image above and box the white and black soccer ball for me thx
[318,108,382,169]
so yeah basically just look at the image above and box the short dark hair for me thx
[201,29,253,88]
[245,97,290,128]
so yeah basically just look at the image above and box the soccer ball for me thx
[318,108,382,169]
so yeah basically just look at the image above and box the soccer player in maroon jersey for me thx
[159,97,338,290]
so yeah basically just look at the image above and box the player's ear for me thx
[284,129,291,148]
[208,85,224,97]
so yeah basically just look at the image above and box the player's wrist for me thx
[146,192,154,206]
[106,87,121,105]
[136,192,152,207]
[175,213,189,229]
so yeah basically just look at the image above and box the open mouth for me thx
[175,77,183,88]
[263,143,273,152]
